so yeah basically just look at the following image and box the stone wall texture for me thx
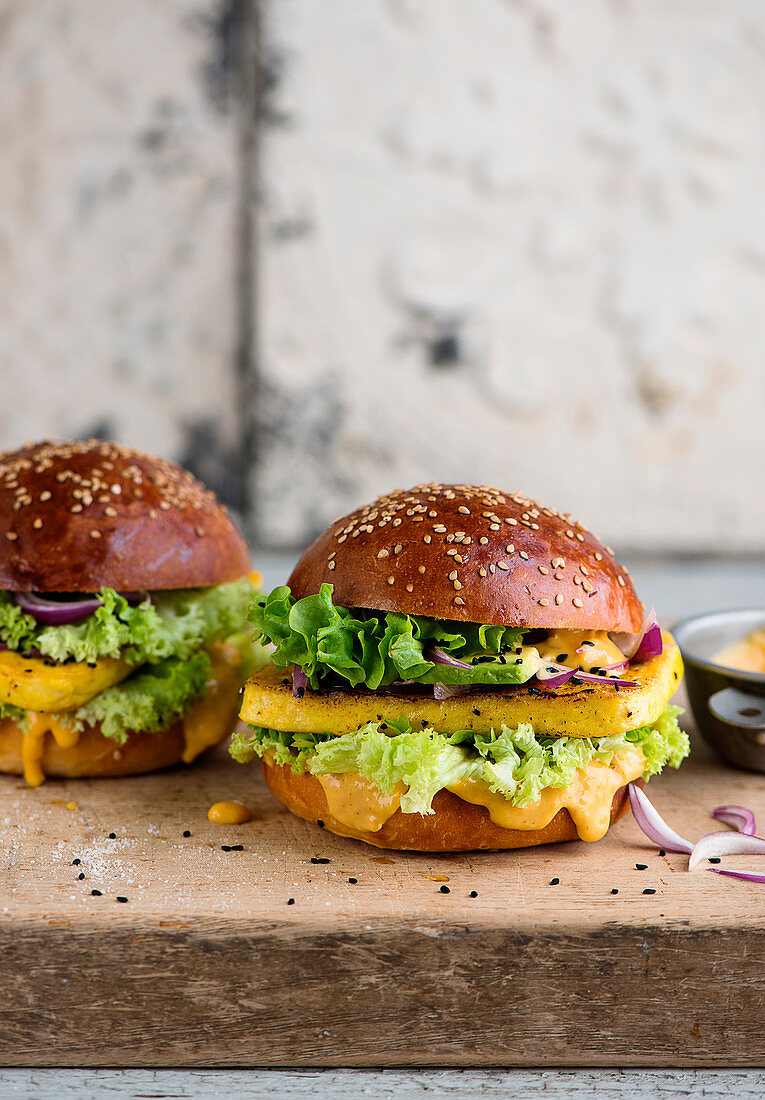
[2,1,765,552]
[257,0,765,552]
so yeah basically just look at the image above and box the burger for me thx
[233,483,687,851]
[0,439,259,786]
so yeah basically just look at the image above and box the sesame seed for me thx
[519,551,529,560]
[506,517,518,525]
[377,549,389,559]
[555,594,563,604]
[104,505,117,517]
[573,598,583,608]
[552,557,565,568]
[580,565,589,576]
[328,561,336,570]
[458,506,470,515]
[479,536,488,545]
[506,544,514,553]
[406,584,414,592]
[617,575,625,587]
[576,533,584,542]
[538,598,549,606]
[394,544,403,554]
[454,596,465,606]
[566,529,574,538]
[387,576,395,585]
[538,566,549,575]
[496,561,509,571]
[418,565,426,574]
[448,570,458,581]
[446,548,458,557]
[423,535,432,544]
[453,580,463,590]
[489,523,500,531]
[6,532,17,541]
[433,525,446,533]
[594,552,603,561]
[479,567,487,577]
[32,518,42,529]
[39,490,51,502]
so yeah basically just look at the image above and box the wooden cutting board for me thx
[1,722,763,1068]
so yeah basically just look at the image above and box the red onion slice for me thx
[292,665,308,699]
[707,868,765,884]
[628,783,693,854]
[427,646,472,669]
[536,662,577,690]
[433,682,471,700]
[611,607,663,664]
[712,805,756,836]
[689,831,765,872]
[14,591,103,626]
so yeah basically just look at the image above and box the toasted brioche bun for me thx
[289,482,641,632]
[0,439,250,591]
[261,757,637,852]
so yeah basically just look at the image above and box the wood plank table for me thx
[1,720,763,1067]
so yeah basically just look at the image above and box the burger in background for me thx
[0,439,262,786]
[234,483,687,851]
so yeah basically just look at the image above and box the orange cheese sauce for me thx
[312,747,645,841]
[21,713,81,788]
[536,630,627,673]
[208,800,252,825]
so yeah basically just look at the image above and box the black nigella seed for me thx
[557,654,567,663]
[287,898,295,905]
[77,872,85,881]
[348,877,358,884]
[221,844,231,852]
[311,857,330,865]
[635,863,647,870]
[549,877,560,885]
[108,832,116,840]
[91,889,102,897]
[317,820,325,828]
[611,888,619,895]
[473,708,481,716]
[439,885,450,894]
[708,857,721,864]
[658,849,666,857]
[182,830,191,838]
[642,888,656,895]
[71,859,81,866]
[116,896,128,903]
[469,890,478,898]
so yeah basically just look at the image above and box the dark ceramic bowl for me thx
[673,608,765,773]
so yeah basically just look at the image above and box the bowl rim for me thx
[673,606,765,683]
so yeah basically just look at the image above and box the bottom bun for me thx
[261,758,637,851]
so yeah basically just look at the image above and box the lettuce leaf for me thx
[0,701,28,728]
[0,578,256,666]
[230,705,689,815]
[249,583,529,690]
[60,652,211,744]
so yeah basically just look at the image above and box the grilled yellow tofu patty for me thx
[240,632,682,738]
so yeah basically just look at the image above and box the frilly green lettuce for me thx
[0,578,256,666]
[60,652,211,744]
[249,582,530,690]
[230,705,688,815]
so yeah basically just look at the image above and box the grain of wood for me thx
[0,731,763,1067]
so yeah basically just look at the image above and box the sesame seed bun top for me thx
[0,439,250,591]
[288,483,643,632]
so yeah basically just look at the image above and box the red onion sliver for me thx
[292,665,308,699]
[707,868,765,884]
[611,607,663,664]
[712,805,756,836]
[14,591,103,626]
[627,783,693,854]
[689,831,765,872]
[433,682,471,700]
[536,662,577,690]
[427,646,472,669]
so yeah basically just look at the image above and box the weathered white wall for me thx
[256,0,765,552]
[0,0,245,506]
